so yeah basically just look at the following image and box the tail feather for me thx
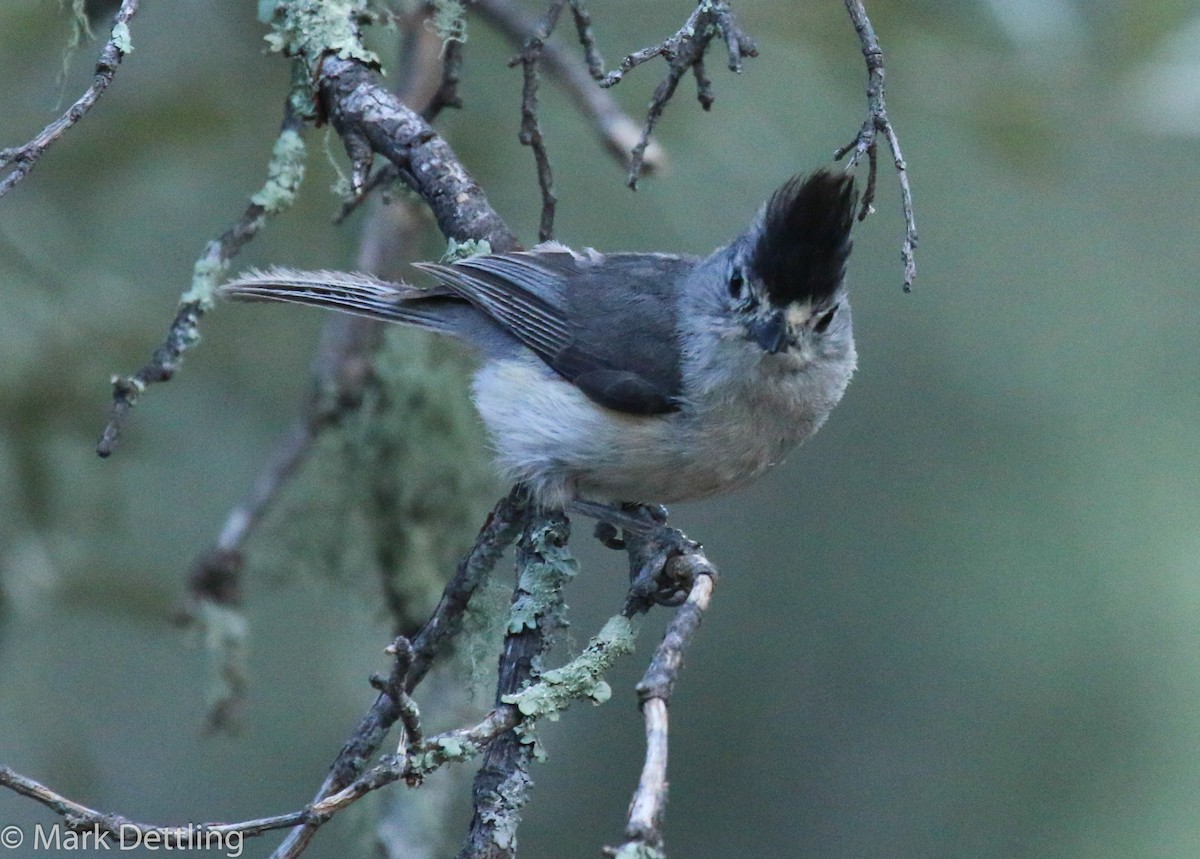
[220,267,451,329]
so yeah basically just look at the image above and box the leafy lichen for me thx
[442,238,492,262]
[507,525,577,635]
[250,128,307,214]
[502,614,641,718]
[110,22,133,55]
[260,0,381,70]
[428,0,468,46]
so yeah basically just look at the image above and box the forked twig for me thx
[835,0,918,291]
[597,1,757,187]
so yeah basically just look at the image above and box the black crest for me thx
[751,170,857,308]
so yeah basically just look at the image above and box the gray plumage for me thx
[221,170,858,510]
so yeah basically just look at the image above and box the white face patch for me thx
[785,300,814,331]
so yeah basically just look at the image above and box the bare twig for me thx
[96,106,308,456]
[596,1,758,187]
[474,0,666,176]
[609,555,718,858]
[375,638,424,756]
[507,2,566,241]
[835,0,918,292]
[0,765,307,849]
[424,36,466,121]
[0,0,139,198]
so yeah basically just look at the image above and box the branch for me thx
[0,0,139,198]
[835,0,918,292]
[0,507,711,858]
[407,486,530,690]
[0,765,304,851]
[0,699,526,856]
[316,54,519,252]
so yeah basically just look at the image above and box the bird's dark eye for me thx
[814,304,839,333]
[728,268,744,298]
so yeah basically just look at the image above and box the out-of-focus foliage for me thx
[3,1,1200,857]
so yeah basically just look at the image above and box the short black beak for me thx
[750,311,789,354]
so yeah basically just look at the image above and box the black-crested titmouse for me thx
[221,170,858,516]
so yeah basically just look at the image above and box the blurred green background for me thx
[4,1,1200,857]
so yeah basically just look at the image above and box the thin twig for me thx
[0,765,310,847]
[0,0,139,198]
[474,0,666,175]
[0,697,527,855]
[376,638,424,755]
[835,0,918,291]
[424,36,465,121]
[596,1,758,187]
[508,1,566,240]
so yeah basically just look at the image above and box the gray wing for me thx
[414,247,696,415]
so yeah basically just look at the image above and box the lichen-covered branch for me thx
[96,108,308,456]
[0,516,720,859]
[458,511,573,859]
[317,54,519,251]
[0,0,139,198]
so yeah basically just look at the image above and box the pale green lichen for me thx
[408,732,483,776]
[110,21,133,54]
[66,0,93,42]
[181,256,227,309]
[442,238,492,262]
[247,327,496,634]
[260,0,381,70]
[287,59,318,121]
[610,843,667,859]
[461,577,515,701]
[428,0,467,46]
[195,599,248,720]
[507,526,577,634]
[250,128,307,214]
[502,614,640,718]
[57,0,93,96]
[181,129,305,309]
[513,720,547,762]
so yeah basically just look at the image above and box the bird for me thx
[221,169,858,526]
